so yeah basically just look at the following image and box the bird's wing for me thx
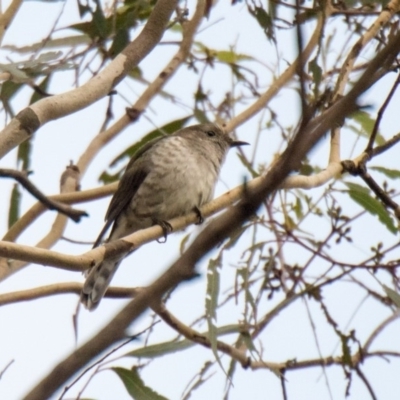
[93,167,148,248]
[93,135,167,248]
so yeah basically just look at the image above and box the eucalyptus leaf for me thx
[112,367,169,400]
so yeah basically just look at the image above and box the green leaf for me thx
[237,153,258,178]
[223,224,248,250]
[370,166,400,179]
[344,182,397,234]
[181,361,213,399]
[0,81,23,116]
[125,324,240,358]
[247,5,275,41]
[205,257,228,376]
[30,75,51,104]
[112,367,169,400]
[127,338,195,358]
[349,110,385,145]
[70,2,155,40]
[206,258,221,321]
[8,184,21,228]
[216,50,253,64]
[179,232,191,255]
[240,330,257,353]
[293,196,303,220]
[193,108,208,124]
[383,285,400,308]
[92,0,107,39]
[17,140,32,171]
[308,57,322,92]
[109,28,130,58]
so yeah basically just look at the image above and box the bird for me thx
[81,122,248,310]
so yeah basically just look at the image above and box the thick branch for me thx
[23,24,400,400]
[77,0,206,175]
[0,0,178,158]
[0,283,136,306]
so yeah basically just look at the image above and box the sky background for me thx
[0,0,400,399]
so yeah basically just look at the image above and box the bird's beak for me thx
[230,140,249,147]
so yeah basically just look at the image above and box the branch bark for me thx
[0,0,178,158]
[23,25,400,400]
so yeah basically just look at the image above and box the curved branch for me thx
[0,168,86,222]
[0,0,23,45]
[225,7,327,132]
[23,25,400,398]
[77,0,206,175]
[2,182,118,243]
[0,0,178,158]
[0,282,136,306]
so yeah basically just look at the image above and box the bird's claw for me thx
[155,220,173,243]
[194,206,204,225]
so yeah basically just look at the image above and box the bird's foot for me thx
[155,219,173,243]
[193,206,204,225]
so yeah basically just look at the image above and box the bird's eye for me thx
[206,130,216,137]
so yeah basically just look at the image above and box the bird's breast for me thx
[130,137,219,222]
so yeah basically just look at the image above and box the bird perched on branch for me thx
[81,123,248,310]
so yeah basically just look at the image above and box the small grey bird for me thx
[81,123,248,310]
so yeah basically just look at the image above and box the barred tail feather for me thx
[81,259,121,310]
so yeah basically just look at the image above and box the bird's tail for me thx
[81,258,121,310]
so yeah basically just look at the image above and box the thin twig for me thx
[58,323,158,400]
[366,71,400,153]
[0,359,14,380]
[371,132,400,158]
[0,168,87,222]
[354,365,377,400]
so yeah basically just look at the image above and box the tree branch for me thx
[0,168,87,222]
[22,25,400,399]
[0,282,137,306]
[77,0,207,175]
[0,0,179,158]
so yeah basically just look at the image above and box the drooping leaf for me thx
[2,36,91,53]
[30,75,51,104]
[0,81,23,116]
[193,108,208,124]
[206,258,221,321]
[181,361,213,400]
[70,2,155,40]
[8,184,21,228]
[308,57,322,93]
[344,182,397,234]
[125,324,240,358]
[92,0,108,39]
[216,50,253,64]
[0,63,30,82]
[237,153,258,178]
[112,367,169,400]
[17,140,32,171]
[77,0,91,17]
[370,166,400,179]
[348,110,385,146]
[179,232,191,255]
[205,257,227,375]
[383,285,400,308]
[247,5,275,42]
[109,28,130,58]
[223,223,248,250]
